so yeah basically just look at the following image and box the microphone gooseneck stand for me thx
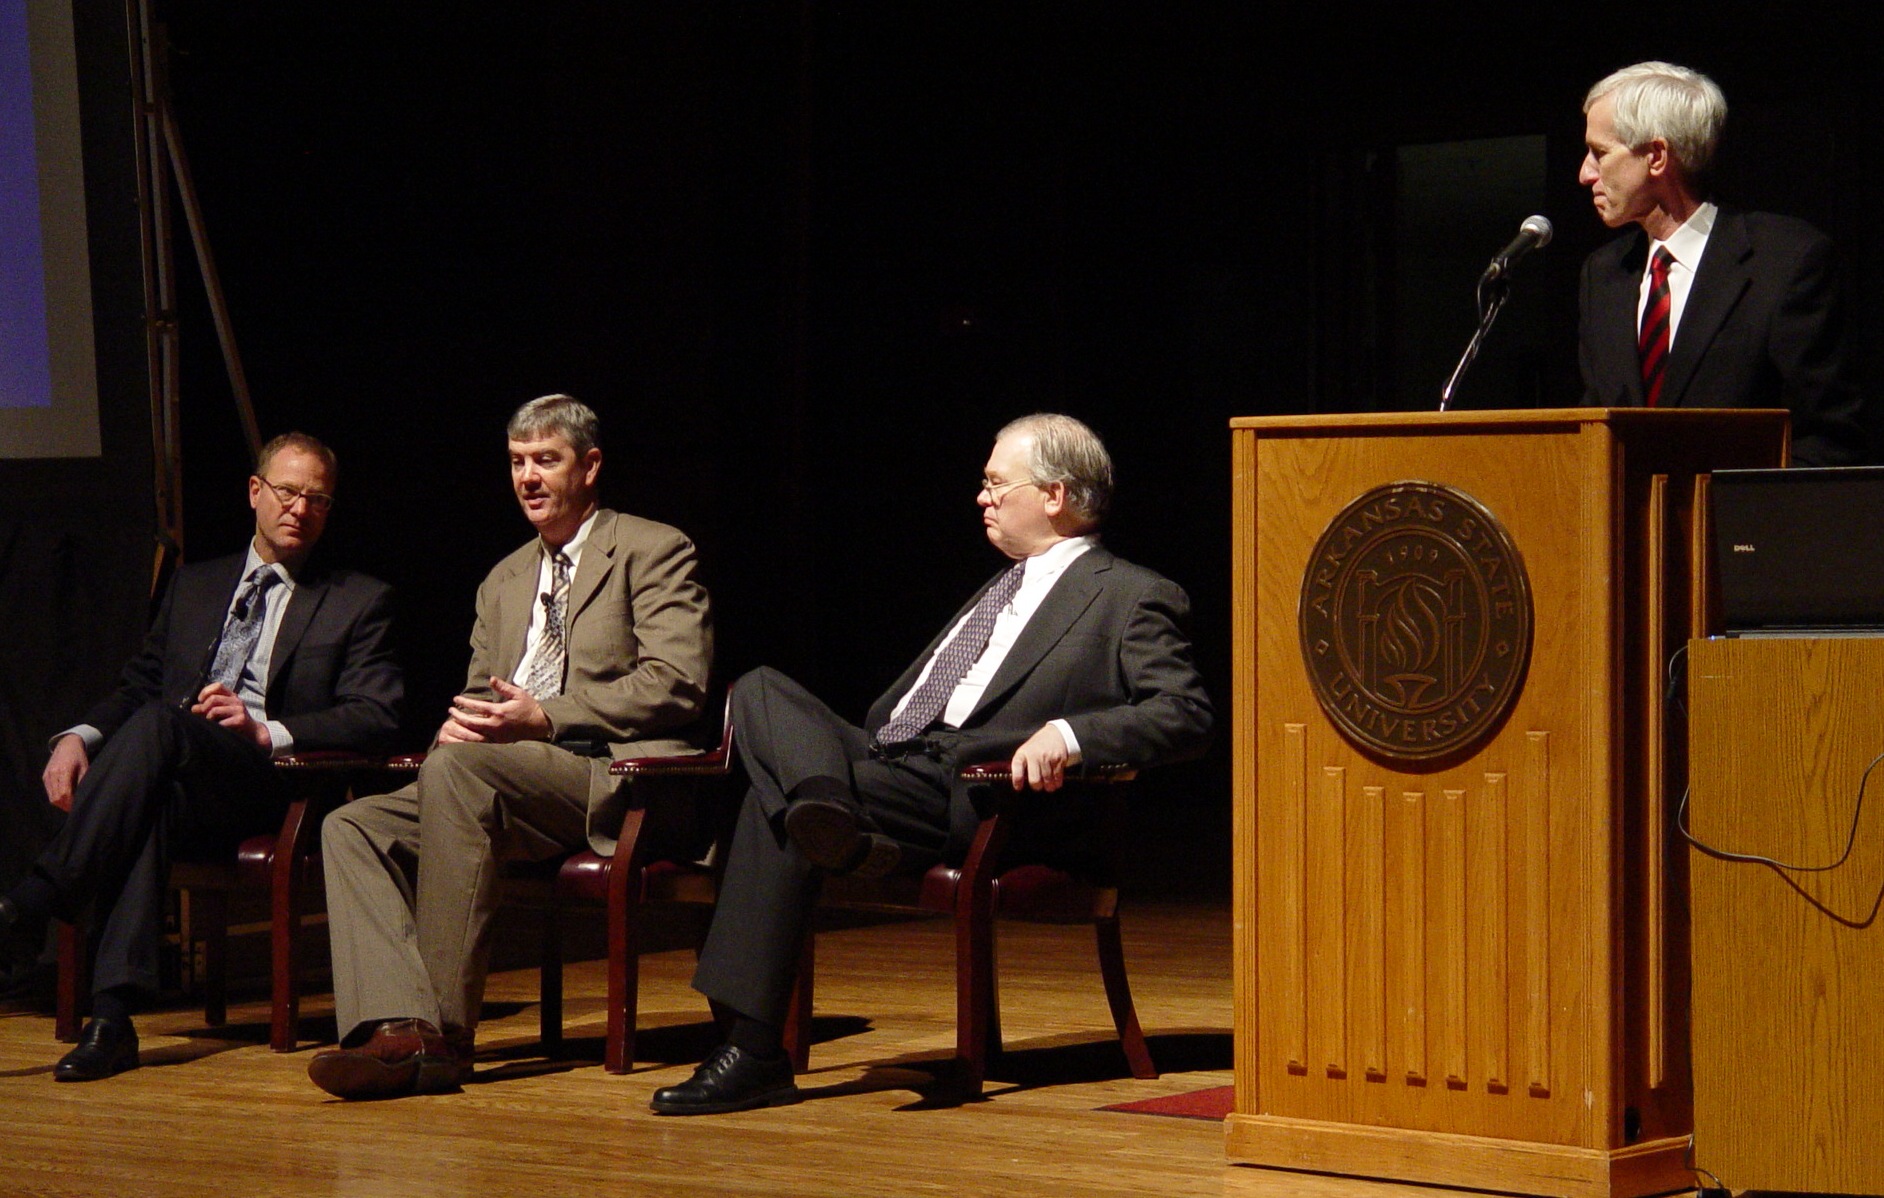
[1438,267,1512,413]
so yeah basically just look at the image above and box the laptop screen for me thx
[1711,466,1884,634]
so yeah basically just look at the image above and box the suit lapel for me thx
[965,548,1110,724]
[1596,233,1649,406]
[494,548,542,683]
[1663,210,1752,408]
[566,509,616,624]
[266,567,329,694]
[179,556,249,694]
[870,580,989,728]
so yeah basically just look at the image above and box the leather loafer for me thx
[55,1016,139,1082]
[650,1043,799,1115]
[307,1018,466,1100]
[784,797,900,878]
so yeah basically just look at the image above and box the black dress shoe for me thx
[650,1043,799,1115]
[784,797,901,878]
[55,1016,139,1082]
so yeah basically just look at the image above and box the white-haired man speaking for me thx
[1577,60,1869,465]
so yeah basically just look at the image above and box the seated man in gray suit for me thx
[308,394,713,1099]
[651,412,1213,1115]
[0,432,403,1081]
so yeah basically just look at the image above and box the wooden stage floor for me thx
[0,902,1693,1197]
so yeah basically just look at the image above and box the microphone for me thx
[1440,215,1552,410]
[1482,215,1553,281]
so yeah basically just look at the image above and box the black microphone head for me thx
[1520,214,1553,246]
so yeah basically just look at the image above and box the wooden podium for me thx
[1227,409,1786,1198]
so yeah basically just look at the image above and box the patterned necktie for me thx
[1638,246,1674,408]
[523,551,573,700]
[878,560,1027,745]
[208,566,281,690]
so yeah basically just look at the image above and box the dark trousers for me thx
[691,667,955,1026]
[35,701,285,997]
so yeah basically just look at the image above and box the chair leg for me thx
[603,877,639,1075]
[1095,913,1156,1079]
[779,930,814,1073]
[268,800,318,1052]
[539,900,564,1054]
[55,920,88,1042]
[194,889,229,1028]
[955,899,999,1093]
[270,863,305,1051]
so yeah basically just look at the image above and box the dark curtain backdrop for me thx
[5,2,1881,900]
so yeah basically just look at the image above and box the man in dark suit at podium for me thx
[1576,60,1869,466]
[648,412,1214,1116]
[0,432,403,1081]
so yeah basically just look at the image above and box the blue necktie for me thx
[208,566,281,691]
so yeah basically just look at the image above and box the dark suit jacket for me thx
[1578,207,1869,466]
[865,545,1213,853]
[459,508,713,853]
[81,551,404,754]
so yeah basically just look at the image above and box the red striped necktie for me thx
[1638,246,1674,408]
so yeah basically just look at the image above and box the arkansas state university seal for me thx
[1299,480,1532,762]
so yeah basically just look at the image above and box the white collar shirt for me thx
[1638,200,1717,348]
[511,508,598,690]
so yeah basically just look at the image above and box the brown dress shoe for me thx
[308,1019,464,1100]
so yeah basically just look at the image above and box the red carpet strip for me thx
[1098,1084,1234,1121]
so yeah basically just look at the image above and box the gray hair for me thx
[1585,61,1727,177]
[507,393,600,457]
[997,412,1113,527]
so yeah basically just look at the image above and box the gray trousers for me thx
[321,741,591,1045]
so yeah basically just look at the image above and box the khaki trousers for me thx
[321,741,592,1045]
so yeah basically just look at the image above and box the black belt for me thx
[868,729,962,761]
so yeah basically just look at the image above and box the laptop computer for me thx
[1710,466,1884,636]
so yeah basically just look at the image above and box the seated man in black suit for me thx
[1576,60,1870,465]
[0,432,403,1080]
[650,412,1214,1115]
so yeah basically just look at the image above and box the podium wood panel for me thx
[1229,409,1786,1198]
[1687,635,1884,1195]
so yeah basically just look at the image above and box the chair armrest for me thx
[609,749,731,778]
[384,753,427,773]
[273,750,386,772]
[957,760,1138,785]
[610,685,737,778]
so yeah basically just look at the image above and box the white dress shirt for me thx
[510,508,598,690]
[1638,200,1717,348]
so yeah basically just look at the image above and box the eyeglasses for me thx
[262,479,334,513]
[978,476,1039,501]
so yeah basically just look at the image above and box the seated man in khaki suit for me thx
[308,394,713,1099]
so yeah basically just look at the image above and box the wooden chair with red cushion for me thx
[55,750,379,1051]
[821,760,1157,1095]
[382,689,810,1075]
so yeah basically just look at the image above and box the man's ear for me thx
[1041,480,1069,518]
[248,475,264,512]
[1644,137,1674,178]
